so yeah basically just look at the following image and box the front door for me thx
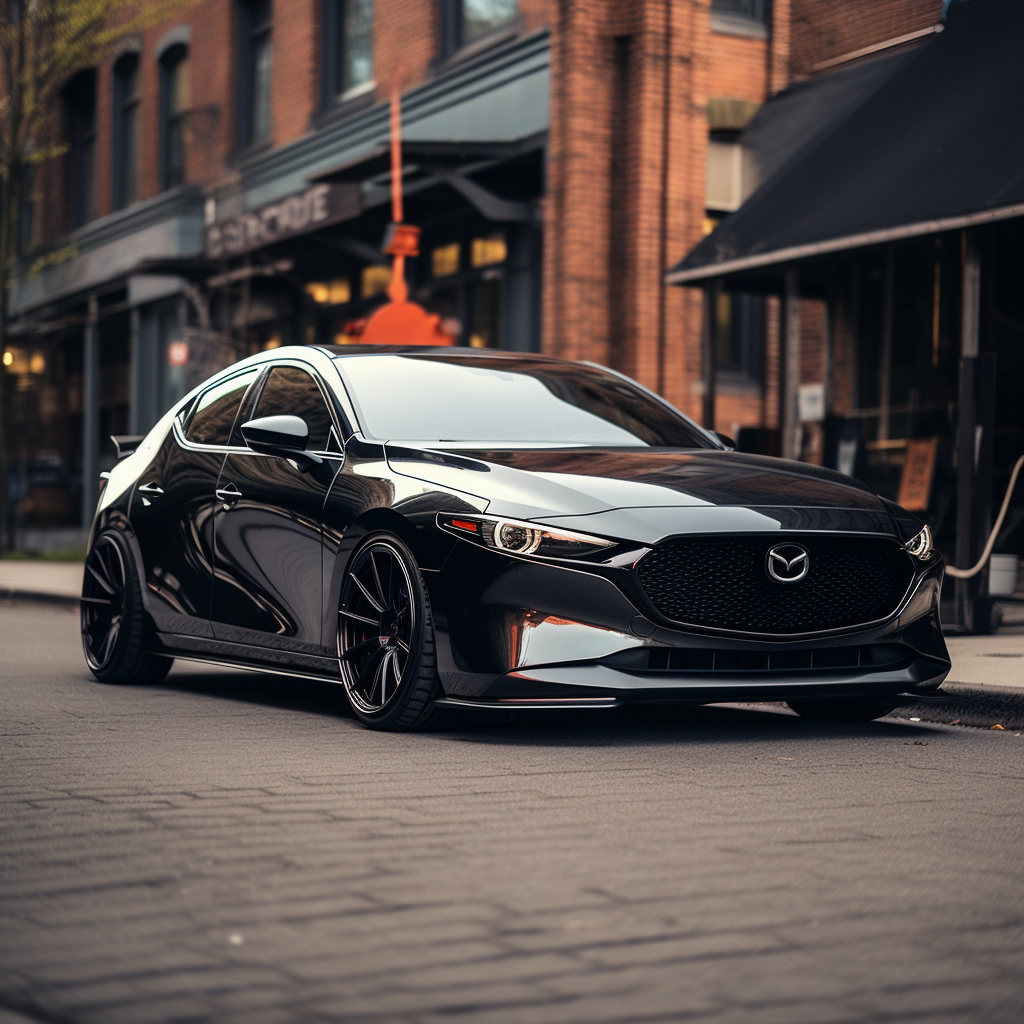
[132,367,261,637]
[211,364,341,652]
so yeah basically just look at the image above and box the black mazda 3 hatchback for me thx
[82,346,949,730]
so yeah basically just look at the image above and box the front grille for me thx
[635,535,915,634]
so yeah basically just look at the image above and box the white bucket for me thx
[989,553,1020,597]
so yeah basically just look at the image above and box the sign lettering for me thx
[205,183,360,259]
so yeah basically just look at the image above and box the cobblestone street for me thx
[2,600,1024,1024]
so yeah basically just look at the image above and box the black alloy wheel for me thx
[81,530,172,684]
[338,535,448,731]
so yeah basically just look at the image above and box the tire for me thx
[786,697,899,722]
[337,533,450,731]
[81,529,173,685]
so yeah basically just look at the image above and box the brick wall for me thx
[26,0,945,447]
[33,0,553,240]
[543,0,777,424]
[790,0,944,78]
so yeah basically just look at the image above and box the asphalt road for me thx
[2,601,1024,1024]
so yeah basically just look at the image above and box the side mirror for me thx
[240,415,323,470]
[714,431,736,450]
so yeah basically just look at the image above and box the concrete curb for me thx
[893,686,1024,731]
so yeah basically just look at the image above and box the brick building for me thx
[672,0,1024,631]
[4,0,947,551]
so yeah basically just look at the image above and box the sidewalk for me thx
[944,631,1024,694]
[3,560,1022,695]
[0,561,83,603]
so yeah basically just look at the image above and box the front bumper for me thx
[429,543,949,708]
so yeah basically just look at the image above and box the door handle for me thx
[215,484,243,508]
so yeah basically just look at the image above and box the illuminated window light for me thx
[361,265,391,298]
[329,278,351,304]
[432,243,459,278]
[305,282,330,304]
[471,233,506,268]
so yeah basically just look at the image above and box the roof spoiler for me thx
[112,434,145,460]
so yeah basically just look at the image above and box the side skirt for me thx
[163,652,346,685]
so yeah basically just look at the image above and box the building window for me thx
[238,0,273,148]
[305,279,351,305]
[63,69,96,228]
[432,242,460,278]
[715,291,765,382]
[361,265,390,298]
[18,167,35,256]
[711,0,769,37]
[705,139,743,213]
[440,0,518,57]
[112,53,140,209]
[471,232,506,268]
[322,0,374,105]
[160,44,190,190]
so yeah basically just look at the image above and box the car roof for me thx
[318,345,578,365]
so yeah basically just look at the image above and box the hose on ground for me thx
[945,454,1024,579]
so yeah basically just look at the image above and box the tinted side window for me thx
[185,369,260,446]
[252,366,334,451]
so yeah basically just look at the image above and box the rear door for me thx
[211,363,342,653]
[131,367,261,637]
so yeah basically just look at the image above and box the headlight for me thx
[438,513,615,560]
[904,524,933,560]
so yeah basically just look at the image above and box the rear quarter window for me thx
[185,369,260,446]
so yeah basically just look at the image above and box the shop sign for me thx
[205,183,361,259]
[897,437,939,512]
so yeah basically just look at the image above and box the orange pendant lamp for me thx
[358,84,454,346]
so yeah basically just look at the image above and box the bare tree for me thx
[0,0,190,548]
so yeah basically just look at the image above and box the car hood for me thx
[385,445,898,540]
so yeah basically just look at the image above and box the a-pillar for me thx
[81,297,100,529]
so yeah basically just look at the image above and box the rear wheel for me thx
[787,697,899,722]
[338,534,449,731]
[81,530,172,685]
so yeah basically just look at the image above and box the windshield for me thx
[334,354,715,448]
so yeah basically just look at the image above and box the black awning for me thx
[668,0,1024,284]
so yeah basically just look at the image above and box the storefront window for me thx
[306,279,351,305]
[468,278,501,348]
[432,243,460,277]
[714,291,765,381]
[361,265,391,298]
[471,232,506,268]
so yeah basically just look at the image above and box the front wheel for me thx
[337,534,449,731]
[81,529,172,685]
[787,697,899,722]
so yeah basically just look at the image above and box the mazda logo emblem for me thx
[766,543,810,584]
